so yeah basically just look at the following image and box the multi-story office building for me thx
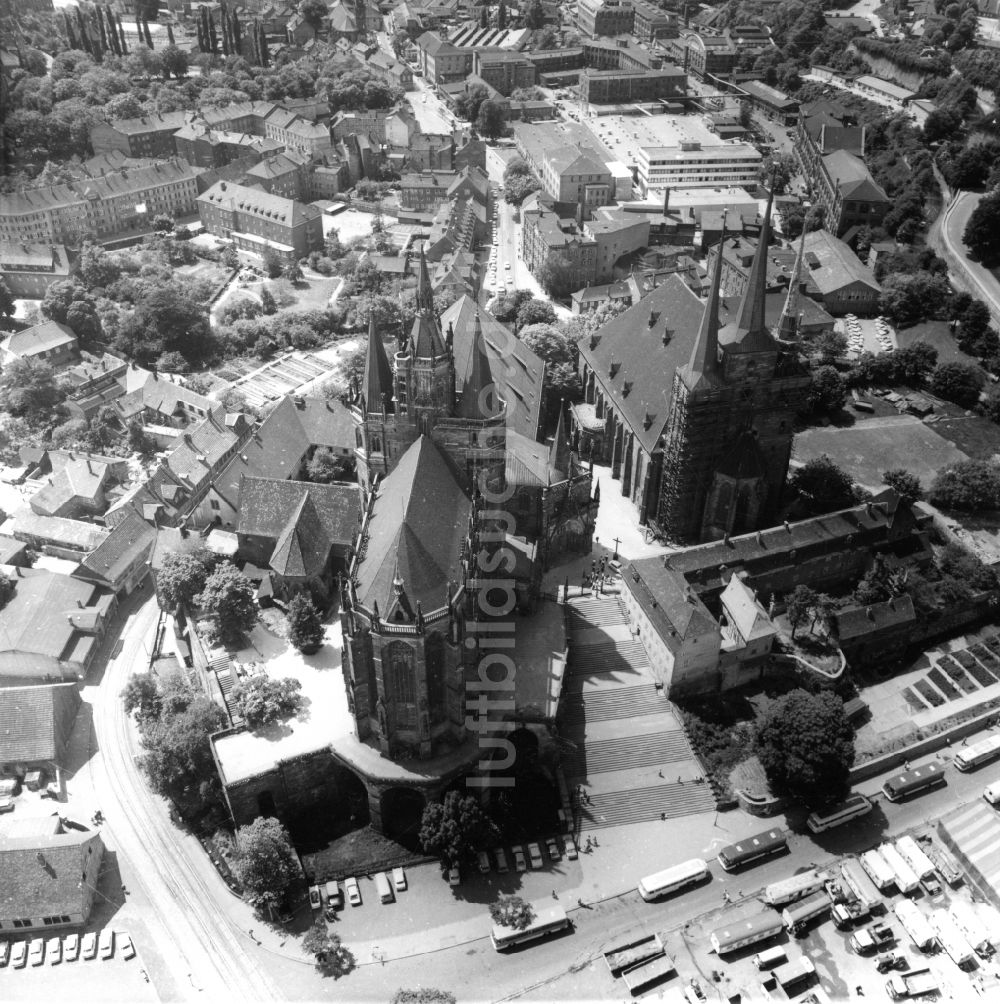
[580,66,687,104]
[576,0,634,37]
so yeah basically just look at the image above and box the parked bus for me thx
[882,762,945,802]
[717,828,788,872]
[894,900,937,952]
[841,859,883,912]
[949,904,994,959]
[860,849,896,892]
[491,903,570,950]
[637,858,709,902]
[930,911,975,968]
[710,911,784,955]
[806,793,873,834]
[763,870,828,908]
[621,953,675,996]
[894,835,936,881]
[954,733,1000,772]
[782,892,831,935]
[773,956,815,993]
[879,844,920,895]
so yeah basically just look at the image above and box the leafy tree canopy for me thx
[0,357,65,423]
[964,189,1000,265]
[231,816,299,913]
[419,791,499,866]
[157,549,216,610]
[196,562,259,646]
[882,468,924,505]
[929,459,1000,511]
[929,361,984,409]
[489,895,535,931]
[302,922,355,978]
[789,455,855,514]
[287,593,325,654]
[232,675,304,728]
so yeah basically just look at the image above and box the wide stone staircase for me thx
[559,595,715,832]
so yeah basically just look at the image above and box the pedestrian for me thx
[249,929,254,940]
[660,812,666,821]
[578,898,585,908]
[585,836,592,851]
[552,889,557,899]
[658,770,663,778]
[592,836,599,847]
[678,775,684,784]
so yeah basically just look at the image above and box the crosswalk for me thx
[939,801,1000,900]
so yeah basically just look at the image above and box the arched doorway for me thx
[380,786,426,847]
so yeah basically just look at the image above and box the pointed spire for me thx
[685,212,726,389]
[777,210,810,342]
[731,184,775,341]
[362,312,393,414]
[457,311,501,419]
[549,401,571,478]
[415,245,434,315]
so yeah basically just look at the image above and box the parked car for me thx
[477,850,491,874]
[0,939,9,967]
[309,885,322,910]
[345,876,362,906]
[29,938,45,966]
[98,928,115,960]
[527,843,544,869]
[447,865,461,886]
[0,796,14,813]
[46,937,62,965]
[392,867,407,892]
[63,933,79,962]
[11,941,27,968]
[494,847,510,873]
[325,880,342,910]
[545,837,561,861]
[82,932,98,960]
[119,932,135,961]
[562,836,578,860]
[512,845,527,872]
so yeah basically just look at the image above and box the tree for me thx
[454,83,490,123]
[419,791,500,866]
[892,341,939,386]
[307,447,353,483]
[489,895,535,931]
[260,288,278,315]
[515,298,556,330]
[283,260,304,284]
[789,455,855,513]
[157,550,215,610]
[759,152,796,194]
[221,245,240,270]
[287,594,325,654]
[0,279,13,319]
[805,365,847,416]
[476,99,506,141]
[123,671,161,721]
[526,0,545,29]
[196,563,259,645]
[755,690,854,810]
[882,469,924,505]
[964,189,1000,264]
[302,922,355,977]
[152,213,174,233]
[929,459,1000,511]
[930,361,984,408]
[160,43,189,80]
[785,584,816,639]
[299,0,328,28]
[982,386,1000,424]
[262,247,284,279]
[0,358,65,423]
[231,816,298,914]
[78,243,121,289]
[519,324,573,366]
[232,675,304,727]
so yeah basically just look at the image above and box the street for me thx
[934,189,1000,329]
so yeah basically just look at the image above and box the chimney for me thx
[662,187,670,216]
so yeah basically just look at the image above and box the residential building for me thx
[0,321,78,369]
[0,160,201,245]
[30,456,116,520]
[112,370,215,429]
[511,120,615,203]
[61,353,129,422]
[76,510,156,596]
[400,171,459,211]
[0,243,76,299]
[407,133,455,171]
[0,682,81,775]
[800,229,882,315]
[197,180,324,261]
[580,66,687,104]
[416,31,474,82]
[812,149,890,236]
[521,202,598,292]
[473,50,537,96]
[631,0,678,42]
[577,0,634,37]
[0,819,105,935]
[89,111,189,158]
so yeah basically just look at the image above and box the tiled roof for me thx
[113,372,214,423]
[30,458,110,518]
[354,437,470,617]
[802,229,881,296]
[0,682,81,763]
[9,510,110,551]
[835,594,916,641]
[822,150,888,202]
[578,273,707,454]
[197,180,322,228]
[237,477,359,547]
[212,396,353,509]
[1,321,76,359]
[0,825,104,922]
[79,511,156,587]
[166,412,243,491]
[720,574,774,642]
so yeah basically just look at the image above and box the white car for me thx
[505,262,511,270]
[545,837,561,861]
[527,842,544,869]
[118,932,135,961]
[98,928,114,960]
[345,876,362,906]
[11,941,27,968]
[29,938,45,966]
[563,836,578,861]
[63,933,80,962]
[0,940,9,967]
[47,937,62,965]
[447,865,460,886]
[82,932,98,960]
[392,867,407,892]
[512,845,527,872]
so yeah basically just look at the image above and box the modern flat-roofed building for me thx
[630,0,678,41]
[473,50,537,95]
[576,0,633,37]
[581,66,687,104]
[586,114,761,194]
[0,242,75,298]
[197,180,324,261]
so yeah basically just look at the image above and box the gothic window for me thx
[425,633,446,724]
[371,435,382,453]
[385,641,416,704]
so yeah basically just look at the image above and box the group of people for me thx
[581,556,615,596]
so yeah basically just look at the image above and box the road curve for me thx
[90,595,281,1002]
[936,190,1000,329]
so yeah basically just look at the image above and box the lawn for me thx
[895,320,981,369]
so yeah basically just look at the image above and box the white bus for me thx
[806,793,873,833]
[710,911,784,955]
[894,900,937,952]
[954,733,1000,772]
[841,859,882,912]
[491,903,570,951]
[860,849,896,892]
[880,843,919,895]
[637,858,709,902]
[763,869,827,907]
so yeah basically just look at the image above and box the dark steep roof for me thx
[237,477,360,547]
[0,683,81,763]
[354,437,470,619]
[456,311,502,420]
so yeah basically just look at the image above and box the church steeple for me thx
[410,245,447,359]
[731,184,774,341]
[777,210,810,342]
[684,214,726,391]
[361,312,393,413]
[457,310,501,419]
[548,401,571,479]
[415,245,434,316]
